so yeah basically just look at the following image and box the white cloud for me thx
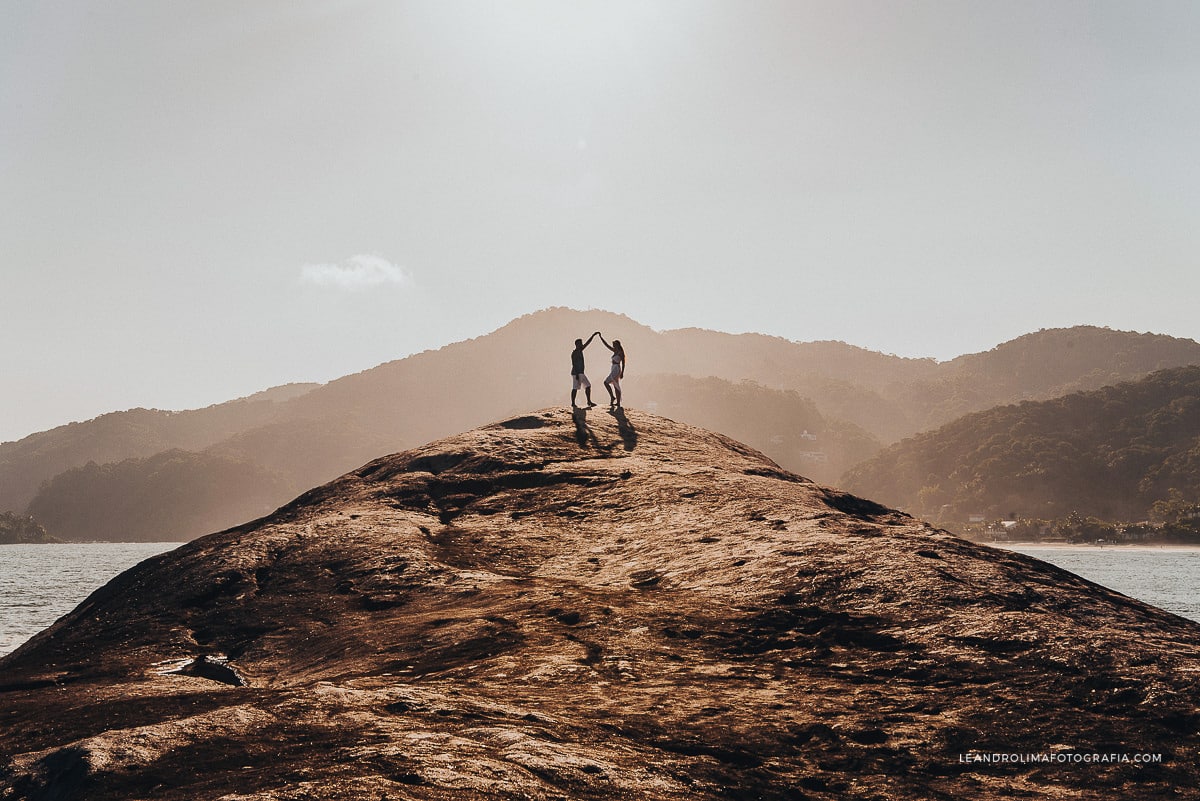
[299,254,412,290]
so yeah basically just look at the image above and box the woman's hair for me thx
[613,340,624,355]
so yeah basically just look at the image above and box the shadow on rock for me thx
[610,407,637,451]
[572,407,591,447]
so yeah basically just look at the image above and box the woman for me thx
[599,334,626,408]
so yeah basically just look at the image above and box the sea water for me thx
[998,544,1200,624]
[2,542,1199,658]
[0,542,178,657]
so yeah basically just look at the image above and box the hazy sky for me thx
[3,1,1198,442]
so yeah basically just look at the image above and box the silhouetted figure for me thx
[571,332,600,408]
[599,334,625,408]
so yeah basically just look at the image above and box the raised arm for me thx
[597,333,614,352]
[583,332,599,347]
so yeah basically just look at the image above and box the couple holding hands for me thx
[570,332,625,409]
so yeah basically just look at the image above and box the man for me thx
[571,331,600,408]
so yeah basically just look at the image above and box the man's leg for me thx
[577,374,595,407]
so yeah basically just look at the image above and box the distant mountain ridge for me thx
[5,308,1200,540]
[841,365,1200,523]
[0,384,320,516]
[895,326,1200,437]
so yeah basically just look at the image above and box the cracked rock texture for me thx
[2,408,1200,800]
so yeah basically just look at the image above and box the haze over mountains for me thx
[5,308,1200,541]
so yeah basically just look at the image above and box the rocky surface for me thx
[2,408,1199,800]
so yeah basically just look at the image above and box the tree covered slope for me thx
[841,366,1200,522]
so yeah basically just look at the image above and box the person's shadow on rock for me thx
[572,406,590,447]
[610,407,637,451]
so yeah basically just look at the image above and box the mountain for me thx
[841,366,1200,523]
[0,511,55,544]
[0,383,318,516]
[895,326,1200,436]
[3,410,1198,799]
[8,308,1200,541]
[635,374,881,479]
[26,450,294,543]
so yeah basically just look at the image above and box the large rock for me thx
[2,408,1198,800]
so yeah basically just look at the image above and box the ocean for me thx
[0,542,178,657]
[1,542,1199,658]
[998,544,1200,624]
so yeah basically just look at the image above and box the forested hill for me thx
[891,326,1200,437]
[0,383,317,515]
[841,366,1200,523]
[0,512,55,544]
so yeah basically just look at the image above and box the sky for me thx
[2,0,1199,442]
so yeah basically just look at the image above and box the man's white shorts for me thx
[572,373,591,390]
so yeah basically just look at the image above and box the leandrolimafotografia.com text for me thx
[959,752,1163,765]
